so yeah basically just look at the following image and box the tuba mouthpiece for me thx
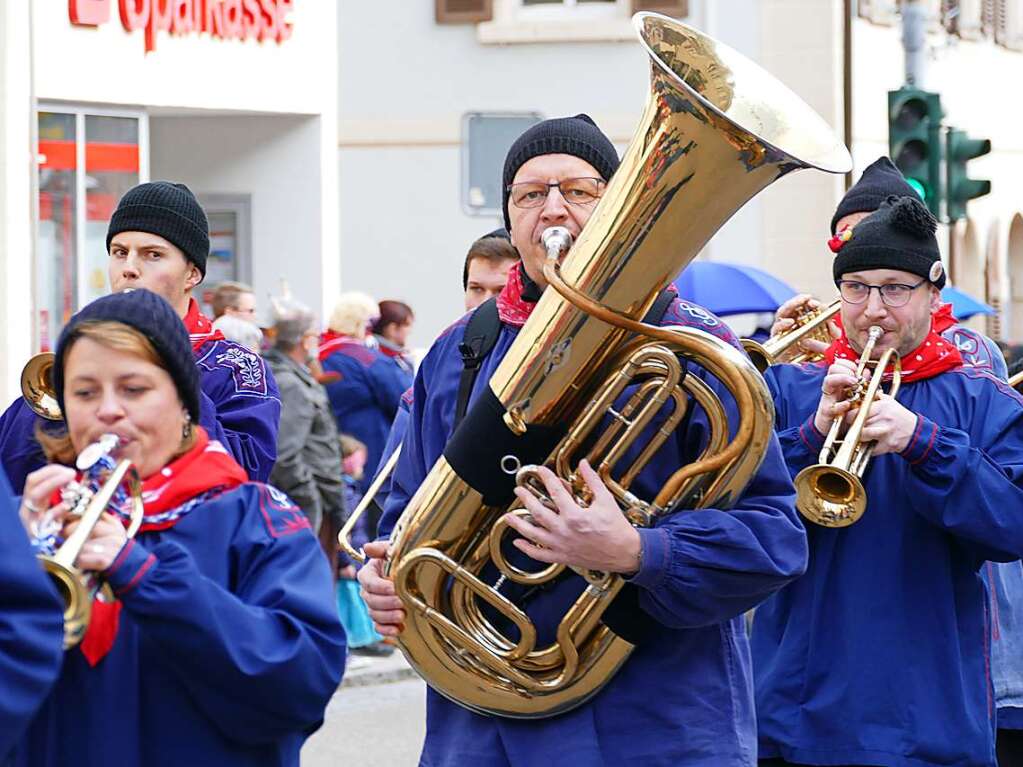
[541,227,573,260]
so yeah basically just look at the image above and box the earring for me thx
[182,412,192,439]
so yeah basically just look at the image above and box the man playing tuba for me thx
[358,114,809,766]
[754,195,1023,767]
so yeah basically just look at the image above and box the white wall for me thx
[338,1,848,347]
[851,17,1023,337]
[0,2,35,404]
[150,114,335,325]
[33,0,334,114]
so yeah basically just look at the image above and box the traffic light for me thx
[888,88,943,217]
[946,128,991,222]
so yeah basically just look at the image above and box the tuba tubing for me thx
[384,12,852,719]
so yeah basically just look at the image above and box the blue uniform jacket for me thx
[322,342,410,496]
[0,338,281,490]
[379,298,808,767]
[12,482,346,767]
[0,468,62,761]
[755,362,1023,767]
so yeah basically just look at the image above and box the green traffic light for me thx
[946,128,992,221]
[888,88,943,217]
[906,178,926,201]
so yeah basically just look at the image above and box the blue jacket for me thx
[0,338,282,490]
[12,482,346,767]
[379,298,808,767]
[755,362,1023,767]
[0,468,63,761]
[322,342,410,496]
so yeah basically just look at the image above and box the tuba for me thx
[31,433,144,649]
[384,12,851,718]
[794,326,901,527]
[742,299,840,373]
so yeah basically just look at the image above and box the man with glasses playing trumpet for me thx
[753,195,1023,767]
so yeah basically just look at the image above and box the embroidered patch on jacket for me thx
[664,299,744,352]
[256,484,312,538]
[214,346,269,395]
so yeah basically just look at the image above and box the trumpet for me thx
[22,352,62,421]
[742,299,840,373]
[1008,367,1023,391]
[338,446,400,565]
[31,433,143,649]
[794,325,901,527]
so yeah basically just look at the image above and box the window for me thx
[478,0,685,43]
[35,108,147,351]
[461,112,544,216]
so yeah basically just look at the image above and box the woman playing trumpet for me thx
[12,289,345,767]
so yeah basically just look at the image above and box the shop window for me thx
[36,108,146,351]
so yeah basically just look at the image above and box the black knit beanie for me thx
[832,195,945,289]
[502,114,620,231]
[830,157,919,235]
[53,289,201,423]
[106,182,210,277]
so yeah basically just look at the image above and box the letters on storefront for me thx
[68,0,295,54]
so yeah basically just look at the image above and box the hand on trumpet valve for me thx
[19,464,76,538]
[358,539,405,637]
[813,358,861,435]
[772,294,839,361]
[504,460,642,576]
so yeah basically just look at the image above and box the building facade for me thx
[337,0,1022,349]
[0,0,338,402]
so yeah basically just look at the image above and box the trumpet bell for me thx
[22,352,62,421]
[40,556,93,650]
[741,339,772,374]
[793,463,866,528]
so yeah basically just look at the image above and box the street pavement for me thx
[302,651,427,766]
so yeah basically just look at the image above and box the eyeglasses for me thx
[837,278,926,308]
[507,177,606,209]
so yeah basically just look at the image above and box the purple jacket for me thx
[0,338,281,490]
[380,297,807,767]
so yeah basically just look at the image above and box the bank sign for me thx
[69,0,294,53]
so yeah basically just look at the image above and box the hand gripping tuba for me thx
[384,12,851,719]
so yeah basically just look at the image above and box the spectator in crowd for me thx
[336,434,393,658]
[265,298,346,536]
[319,292,407,511]
[463,228,517,311]
[211,281,257,322]
[371,300,416,380]
[213,314,263,353]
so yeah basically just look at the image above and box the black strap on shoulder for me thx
[452,288,676,429]
[455,297,501,428]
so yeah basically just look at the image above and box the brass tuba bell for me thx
[382,12,851,719]
[22,352,62,421]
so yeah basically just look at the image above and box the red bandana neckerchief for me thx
[317,330,364,362]
[184,298,225,353]
[822,311,963,383]
[495,262,538,327]
[78,428,247,666]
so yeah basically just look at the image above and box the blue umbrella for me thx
[673,261,797,316]
[941,286,995,320]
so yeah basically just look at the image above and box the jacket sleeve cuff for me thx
[898,414,940,466]
[104,539,158,597]
[624,527,670,590]
[798,413,827,454]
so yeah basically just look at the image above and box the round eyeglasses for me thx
[507,177,606,209]
[837,278,926,308]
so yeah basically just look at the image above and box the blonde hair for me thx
[327,292,378,338]
[339,433,367,459]
[36,321,196,466]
